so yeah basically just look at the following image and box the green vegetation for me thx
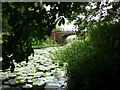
[52,26,62,32]
[2,2,67,72]
[2,2,87,72]
[1,47,67,89]
[2,1,120,90]
[54,2,120,89]
[32,37,58,48]
[56,22,120,90]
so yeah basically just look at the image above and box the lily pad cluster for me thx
[0,46,67,89]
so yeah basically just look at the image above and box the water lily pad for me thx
[16,79,26,83]
[22,84,33,88]
[4,81,10,85]
[8,79,17,85]
[27,79,33,83]
[25,76,34,80]
[1,85,11,89]
[45,72,53,76]
[33,79,45,86]
[44,76,57,83]
[1,46,67,88]
[20,74,27,77]
[27,73,34,76]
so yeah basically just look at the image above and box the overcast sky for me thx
[60,18,77,31]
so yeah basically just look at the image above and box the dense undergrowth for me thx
[55,22,120,90]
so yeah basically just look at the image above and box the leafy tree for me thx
[2,2,82,72]
[2,2,58,72]
[2,1,119,73]
[68,1,120,36]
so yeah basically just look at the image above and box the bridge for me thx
[51,31,76,45]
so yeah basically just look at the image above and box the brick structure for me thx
[51,31,76,45]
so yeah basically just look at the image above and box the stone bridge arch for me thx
[52,31,76,45]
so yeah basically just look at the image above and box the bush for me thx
[56,22,120,90]
[32,37,57,48]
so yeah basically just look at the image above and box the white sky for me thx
[60,19,77,31]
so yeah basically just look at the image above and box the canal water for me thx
[0,46,68,90]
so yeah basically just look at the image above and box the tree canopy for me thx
[2,1,120,72]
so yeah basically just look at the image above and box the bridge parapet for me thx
[51,31,76,45]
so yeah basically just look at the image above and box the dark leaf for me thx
[10,61,15,73]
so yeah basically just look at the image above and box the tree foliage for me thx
[2,2,82,72]
[68,1,120,35]
[2,1,120,73]
[2,2,58,72]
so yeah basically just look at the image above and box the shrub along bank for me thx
[56,22,120,90]
[32,37,58,49]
